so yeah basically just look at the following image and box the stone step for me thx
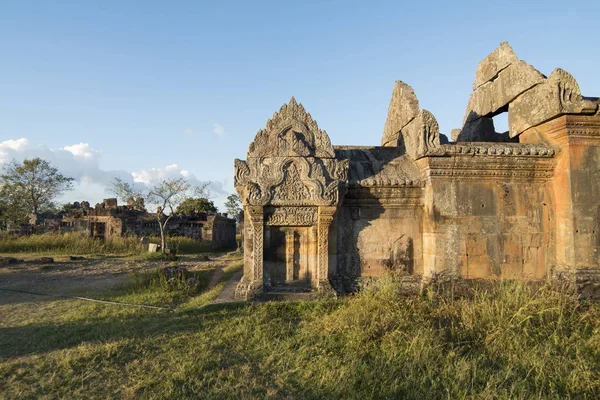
[267,284,313,293]
[256,291,316,302]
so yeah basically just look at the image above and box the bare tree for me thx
[112,177,206,253]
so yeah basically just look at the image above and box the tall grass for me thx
[1,277,599,399]
[0,232,141,255]
[301,279,600,398]
[0,232,227,255]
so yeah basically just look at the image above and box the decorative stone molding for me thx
[317,206,337,295]
[265,207,317,226]
[426,143,556,157]
[247,206,264,283]
[419,154,556,182]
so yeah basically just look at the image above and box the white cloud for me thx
[0,138,30,163]
[213,123,225,136]
[0,137,230,209]
[62,142,101,161]
[132,164,180,185]
[0,137,130,188]
[130,164,226,196]
[1,138,29,152]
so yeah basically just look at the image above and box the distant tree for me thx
[224,194,242,221]
[176,197,217,216]
[60,202,76,214]
[0,195,28,230]
[0,158,74,229]
[112,177,205,253]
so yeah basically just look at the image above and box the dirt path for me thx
[211,269,244,304]
[0,255,231,306]
[207,265,224,290]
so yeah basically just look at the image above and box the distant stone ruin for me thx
[24,198,236,250]
[234,42,600,299]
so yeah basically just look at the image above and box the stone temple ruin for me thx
[234,43,600,299]
[26,198,236,250]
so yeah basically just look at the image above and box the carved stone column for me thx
[235,205,264,299]
[285,229,294,282]
[317,206,337,295]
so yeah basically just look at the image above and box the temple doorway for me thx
[264,226,310,288]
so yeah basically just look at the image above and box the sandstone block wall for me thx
[234,43,600,299]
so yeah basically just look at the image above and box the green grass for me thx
[1,277,599,399]
[0,232,142,255]
[0,232,230,256]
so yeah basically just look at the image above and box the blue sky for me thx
[1,0,599,209]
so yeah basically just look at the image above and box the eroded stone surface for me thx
[402,109,441,159]
[473,42,518,90]
[464,60,545,124]
[509,68,599,136]
[380,83,441,159]
[234,45,600,300]
[381,81,419,147]
[458,43,598,142]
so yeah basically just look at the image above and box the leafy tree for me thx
[176,197,217,216]
[60,202,76,214]
[224,193,242,221]
[0,195,28,230]
[112,177,204,253]
[0,158,74,229]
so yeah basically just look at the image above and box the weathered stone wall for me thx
[521,115,600,297]
[234,43,600,299]
[25,199,237,250]
[417,144,556,282]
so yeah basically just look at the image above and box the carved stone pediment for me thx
[247,97,335,159]
[235,98,349,207]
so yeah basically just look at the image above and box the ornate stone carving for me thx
[426,143,555,157]
[317,207,336,282]
[235,157,345,206]
[247,97,335,159]
[285,230,294,281]
[234,98,348,207]
[402,109,441,159]
[247,206,264,282]
[265,207,317,226]
[234,98,347,296]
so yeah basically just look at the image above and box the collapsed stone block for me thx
[509,68,598,136]
[464,60,545,124]
[380,82,441,158]
[473,41,518,90]
[381,81,419,147]
[459,42,598,141]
